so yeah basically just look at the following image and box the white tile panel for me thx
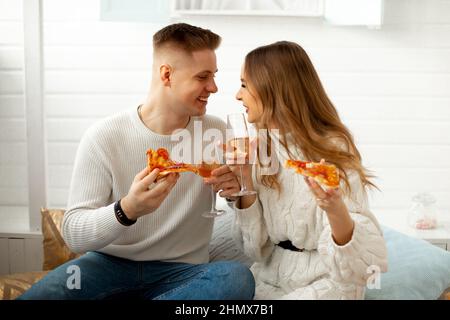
[0,0,22,21]
[8,238,26,273]
[0,71,24,94]
[0,22,23,45]
[0,95,25,117]
[0,119,26,142]
[0,238,9,275]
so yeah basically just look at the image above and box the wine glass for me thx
[200,142,227,218]
[226,113,257,197]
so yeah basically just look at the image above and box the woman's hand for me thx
[304,176,346,216]
[304,173,355,246]
[224,137,256,189]
[204,165,240,200]
[226,163,253,189]
[223,138,257,209]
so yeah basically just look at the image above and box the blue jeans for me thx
[17,251,255,300]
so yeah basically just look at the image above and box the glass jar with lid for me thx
[407,192,438,230]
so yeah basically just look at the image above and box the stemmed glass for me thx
[226,113,257,197]
[200,142,227,218]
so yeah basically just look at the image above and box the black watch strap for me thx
[114,200,137,226]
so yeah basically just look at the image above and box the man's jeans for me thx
[17,251,255,300]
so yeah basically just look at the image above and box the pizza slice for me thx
[285,159,340,188]
[146,148,199,177]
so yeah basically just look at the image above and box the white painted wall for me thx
[1,0,450,224]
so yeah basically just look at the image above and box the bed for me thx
[210,211,450,300]
[1,208,449,300]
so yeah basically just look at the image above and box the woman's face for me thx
[235,64,263,124]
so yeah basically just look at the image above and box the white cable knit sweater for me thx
[233,134,388,300]
[62,107,226,264]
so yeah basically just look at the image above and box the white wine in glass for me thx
[198,161,227,218]
[226,113,257,197]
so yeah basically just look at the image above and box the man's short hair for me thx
[153,23,221,53]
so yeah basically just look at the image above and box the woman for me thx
[231,41,388,300]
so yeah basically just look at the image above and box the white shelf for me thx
[376,209,450,250]
[0,206,42,238]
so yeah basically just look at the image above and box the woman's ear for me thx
[160,64,172,87]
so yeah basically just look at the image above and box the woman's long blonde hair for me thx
[244,41,376,194]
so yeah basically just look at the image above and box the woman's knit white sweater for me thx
[233,134,388,300]
[62,107,226,264]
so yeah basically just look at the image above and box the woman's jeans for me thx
[17,251,255,300]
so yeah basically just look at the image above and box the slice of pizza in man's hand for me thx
[146,148,198,179]
[285,159,340,188]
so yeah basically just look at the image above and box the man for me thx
[18,23,255,300]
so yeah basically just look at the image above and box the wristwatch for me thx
[114,200,137,226]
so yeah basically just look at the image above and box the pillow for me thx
[0,271,49,300]
[439,287,450,300]
[41,208,81,271]
[365,226,450,300]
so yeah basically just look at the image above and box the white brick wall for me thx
[1,0,450,221]
[0,0,26,210]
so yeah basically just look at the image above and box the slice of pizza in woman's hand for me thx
[285,159,340,188]
[146,148,199,178]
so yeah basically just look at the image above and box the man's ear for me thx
[160,64,172,87]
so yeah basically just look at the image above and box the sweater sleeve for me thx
[62,129,128,253]
[233,197,274,262]
[317,171,388,286]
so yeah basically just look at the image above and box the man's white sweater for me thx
[62,107,226,264]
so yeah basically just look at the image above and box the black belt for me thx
[276,240,304,252]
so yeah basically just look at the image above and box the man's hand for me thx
[204,165,239,200]
[121,167,179,220]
